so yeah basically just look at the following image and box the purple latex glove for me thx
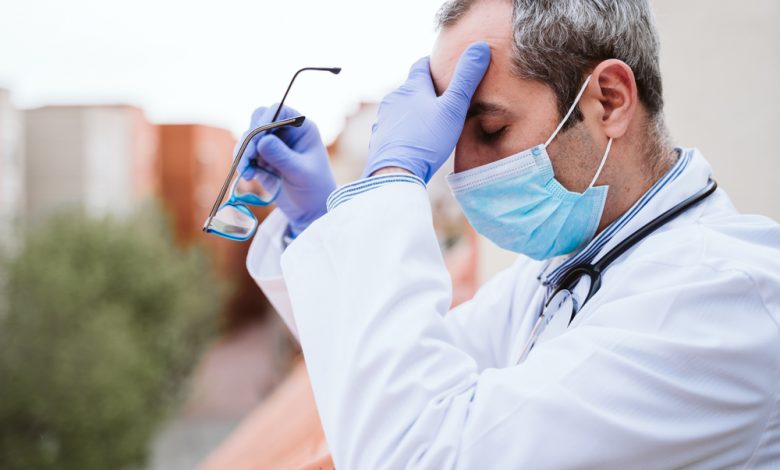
[362,42,491,183]
[237,104,336,237]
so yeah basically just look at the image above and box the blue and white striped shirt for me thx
[327,173,426,212]
[326,148,693,291]
[543,148,693,288]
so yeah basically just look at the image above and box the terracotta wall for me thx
[157,124,273,330]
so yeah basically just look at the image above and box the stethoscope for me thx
[515,179,719,364]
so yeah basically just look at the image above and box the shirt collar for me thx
[542,147,713,288]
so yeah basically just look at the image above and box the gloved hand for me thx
[237,104,336,237]
[362,42,491,183]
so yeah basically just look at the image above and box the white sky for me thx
[0,0,444,143]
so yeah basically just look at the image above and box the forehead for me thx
[430,0,514,96]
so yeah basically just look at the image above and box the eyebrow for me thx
[466,100,514,119]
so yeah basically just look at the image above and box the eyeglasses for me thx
[203,66,341,241]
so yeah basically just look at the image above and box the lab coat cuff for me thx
[326,173,425,212]
[246,208,300,340]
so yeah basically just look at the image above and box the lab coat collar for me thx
[542,148,713,288]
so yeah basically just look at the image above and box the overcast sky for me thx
[0,0,444,143]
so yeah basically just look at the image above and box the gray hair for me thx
[436,0,665,132]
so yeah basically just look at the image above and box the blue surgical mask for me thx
[446,75,612,260]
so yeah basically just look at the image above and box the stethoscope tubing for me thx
[548,179,719,325]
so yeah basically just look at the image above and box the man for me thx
[243,0,780,467]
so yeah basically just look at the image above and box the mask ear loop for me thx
[588,137,612,188]
[544,75,593,148]
[541,73,613,189]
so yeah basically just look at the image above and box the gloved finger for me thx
[241,166,258,180]
[254,133,298,173]
[249,106,274,127]
[251,103,310,147]
[251,103,304,127]
[403,57,434,94]
[239,107,274,173]
[253,167,279,190]
[272,105,315,147]
[440,41,491,109]
[242,104,298,172]
[248,104,301,146]
[234,130,258,180]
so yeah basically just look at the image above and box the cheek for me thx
[453,135,484,173]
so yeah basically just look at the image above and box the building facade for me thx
[24,105,158,221]
[0,89,26,251]
[157,124,273,330]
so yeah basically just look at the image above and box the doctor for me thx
[244,0,780,468]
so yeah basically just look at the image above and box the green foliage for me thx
[0,209,222,470]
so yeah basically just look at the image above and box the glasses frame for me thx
[203,66,341,241]
[202,116,305,239]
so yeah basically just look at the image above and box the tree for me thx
[0,209,222,469]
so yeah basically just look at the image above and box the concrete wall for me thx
[24,105,158,220]
[654,0,780,222]
[0,89,25,250]
[25,107,87,218]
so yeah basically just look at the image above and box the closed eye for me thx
[479,125,507,143]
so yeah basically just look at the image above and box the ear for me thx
[588,59,638,139]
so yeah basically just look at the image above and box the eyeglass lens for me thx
[210,204,257,239]
[233,166,282,205]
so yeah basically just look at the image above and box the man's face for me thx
[430,0,600,193]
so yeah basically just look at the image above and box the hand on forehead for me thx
[429,0,514,96]
[428,0,554,132]
[428,0,560,173]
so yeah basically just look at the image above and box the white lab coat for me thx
[247,149,780,469]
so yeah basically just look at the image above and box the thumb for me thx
[254,134,297,172]
[235,131,258,180]
[441,41,491,109]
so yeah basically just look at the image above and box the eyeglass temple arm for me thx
[203,116,305,230]
[204,66,341,232]
[243,67,341,169]
[272,67,341,122]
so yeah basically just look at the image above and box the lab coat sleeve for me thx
[247,194,527,363]
[246,208,300,341]
[280,181,780,469]
[440,260,531,370]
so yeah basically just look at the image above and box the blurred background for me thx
[0,1,778,469]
